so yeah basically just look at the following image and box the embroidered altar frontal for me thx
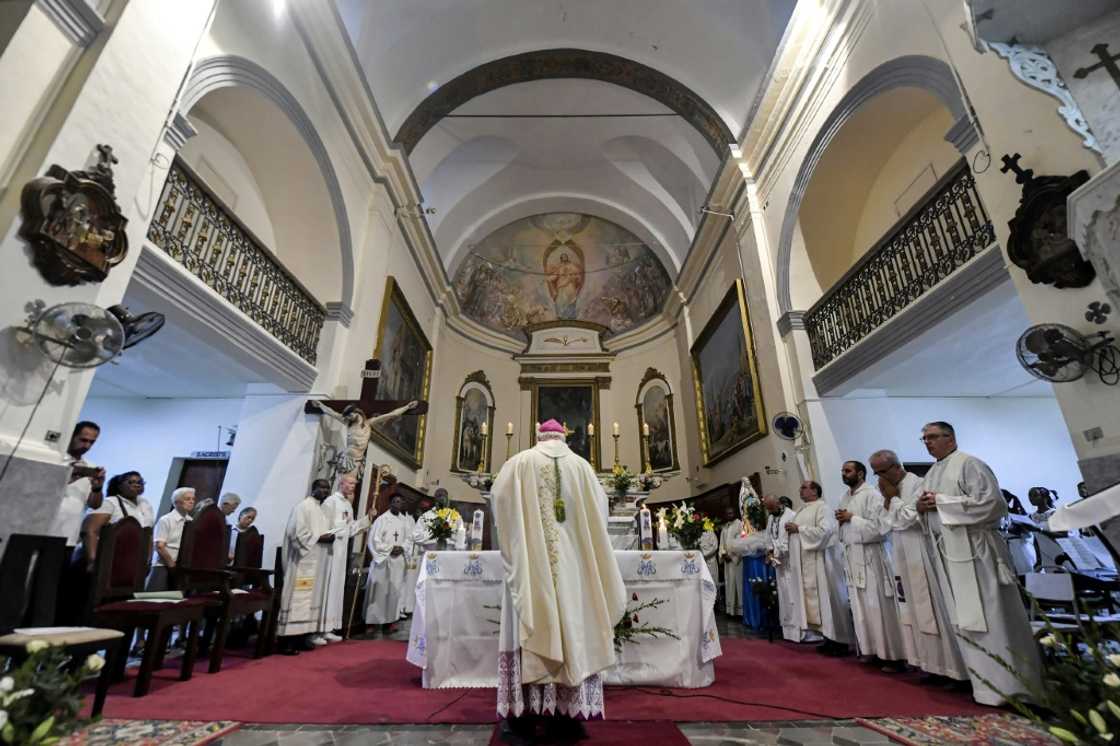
[407,550,721,689]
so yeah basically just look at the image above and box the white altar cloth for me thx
[406,550,721,689]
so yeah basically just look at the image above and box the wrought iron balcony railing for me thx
[147,158,326,365]
[803,160,995,370]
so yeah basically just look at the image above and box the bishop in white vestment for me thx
[277,480,333,650]
[763,495,802,642]
[787,480,853,654]
[364,494,413,627]
[872,449,967,682]
[491,420,627,730]
[836,461,907,669]
[917,422,1043,706]
[315,474,371,642]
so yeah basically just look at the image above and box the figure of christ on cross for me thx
[306,359,429,480]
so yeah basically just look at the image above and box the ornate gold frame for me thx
[689,279,767,466]
[634,367,679,473]
[371,276,433,468]
[450,371,496,473]
[528,378,602,470]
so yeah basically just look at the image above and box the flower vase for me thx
[436,539,448,551]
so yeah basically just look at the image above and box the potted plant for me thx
[1,641,106,745]
[424,507,462,550]
[667,503,716,550]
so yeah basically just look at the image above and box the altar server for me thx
[491,419,626,737]
[365,493,412,631]
[314,474,371,643]
[786,480,853,655]
[277,479,333,654]
[836,460,907,672]
[871,449,967,683]
[763,494,801,642]
[917,422,1042,706]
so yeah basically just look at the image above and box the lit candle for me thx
[506,421,513,435]
[587,423,595,437]
[612,422,620,436]
[480,421,487,436]
[657,519,669,549]
[642,422,650,437]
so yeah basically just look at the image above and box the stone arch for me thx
[393,48,734,156]
[775,55,977,316]
[181,55,355,313]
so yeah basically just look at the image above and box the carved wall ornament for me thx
[18,144,129,286]
[1000,153,1094,289]
[987,42,1101,154]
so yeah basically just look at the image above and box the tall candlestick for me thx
[612,421,620,436]
[506,421,513,435]
[505,432,513,461]
[587,423,594,437]
[642,422,650,437]
[612,432,620,468]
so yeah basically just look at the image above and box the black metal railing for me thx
[147,158,326,365]
[803,161,994,369]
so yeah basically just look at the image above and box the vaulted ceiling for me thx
[338,0,796,278]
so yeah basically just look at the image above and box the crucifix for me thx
[1075,43,1120,91]
[305,358,429,481]
[999,152,1034,184]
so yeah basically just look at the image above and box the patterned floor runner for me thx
[58,719,240,746]
[857,713,1061,745]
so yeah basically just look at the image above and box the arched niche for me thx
[180,55,354,311]
[635,367,679,473]
[451,371,496,473]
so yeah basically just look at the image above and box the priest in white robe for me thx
[314,474,372,643]
[917,421,1043,706]
[786,480,853,655]
[871,449,968,683]
[836,460,907,671]
[399,510,419,616]
[276,479,333,654]
[364,493,413,630]
[763,494,802,642]
[491,419,626,739]
[718,504,746,616]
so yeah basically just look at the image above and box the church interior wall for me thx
[817,394,1084,507]
[78,395,245,511]
[178,116,279,251]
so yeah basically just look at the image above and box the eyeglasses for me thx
[919,434,948,443]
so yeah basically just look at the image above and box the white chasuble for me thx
[923,450,1042,705]
[886,472,967,680]
[277,497,329,636]
[491,439,627,691]
[838,483,907,661]
[766,507,803,642]
[792,500,853,645]
[364,510,412,624]
[317,492,370,633]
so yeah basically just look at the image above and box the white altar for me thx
[406,550,721,689]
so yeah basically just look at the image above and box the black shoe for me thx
[880,661,906,674]
[278,647,300,656]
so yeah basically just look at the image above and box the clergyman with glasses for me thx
[914,421,1042,706]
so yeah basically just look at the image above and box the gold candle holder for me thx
[482,432,491,474]
[612,433,620,468]
[642,433,651,474]
[505,432,513,461]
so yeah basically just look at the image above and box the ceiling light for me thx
[272,0,285,18]
[729,143,743,160]
[426,81,440,93]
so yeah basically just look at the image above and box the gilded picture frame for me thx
[690,279,767,466]
[528,379,601,470]
[451,371,496,473]
[371,276,432,468]
[635,368,679,473]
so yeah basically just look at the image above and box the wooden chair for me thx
[218,525,277,666]
[173,504,236,674]
[90,517,209,697]
[0,534,124,717]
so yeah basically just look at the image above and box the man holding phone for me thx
[51,420,106,547]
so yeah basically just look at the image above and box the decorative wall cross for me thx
[1075,43,1120,92]
[303,358,428,419]
[1000,153,1034,184]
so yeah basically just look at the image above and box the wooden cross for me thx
[1075,43,1120,91]
[303,358,429,418]
[999,153,1034,185]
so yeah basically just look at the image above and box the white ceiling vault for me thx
[338,0,797,276]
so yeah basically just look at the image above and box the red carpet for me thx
[91,638,991,725]
[487,720,689,745]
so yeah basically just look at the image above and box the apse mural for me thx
[453,213,672,337]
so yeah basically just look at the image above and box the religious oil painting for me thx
[531,381,600,468]
[372,276,432,468]
[452,371,495,473]
[636,369,678,473]
[452,213,672,340]
[690,280,767,465]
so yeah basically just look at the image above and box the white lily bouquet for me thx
[1,641,106,744]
